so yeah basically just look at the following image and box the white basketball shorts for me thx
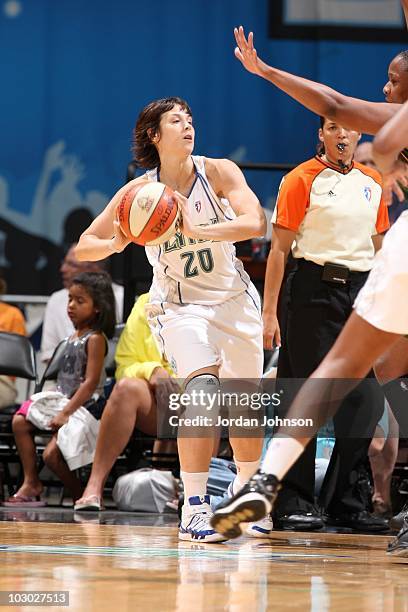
[147,287,263,379]
[354,211,408,335]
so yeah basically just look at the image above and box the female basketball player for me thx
[76,97,269,542]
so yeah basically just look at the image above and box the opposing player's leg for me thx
[211,312,401,538]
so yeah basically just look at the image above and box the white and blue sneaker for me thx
[246,515,274,538]
[224,482,273,539]
[179,495,227,543]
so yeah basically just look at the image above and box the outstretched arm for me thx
[402,0,408,27]
[75,179,147,261]
[233,27,398,135]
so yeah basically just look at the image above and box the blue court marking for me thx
[0,544,352,560]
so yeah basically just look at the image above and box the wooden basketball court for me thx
[0,510,406,611]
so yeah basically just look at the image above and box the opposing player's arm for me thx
[176,158,266,242]
[373,100,408,171]
[402,0,408,28]
[372,99,408,202]
[76,177,146,261]
[233,27,398,135]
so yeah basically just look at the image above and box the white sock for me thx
[261,437,305,480]
[233,458,261,494]
[180,471,209,502]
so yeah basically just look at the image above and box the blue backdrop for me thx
[0,0,406,292]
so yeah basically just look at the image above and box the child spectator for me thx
[2,272,115,506]
[40,243,123,363]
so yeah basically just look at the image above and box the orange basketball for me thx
[116,181,180,246]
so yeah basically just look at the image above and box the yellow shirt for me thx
[115,293,173,381]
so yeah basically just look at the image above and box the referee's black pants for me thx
[275,258,384,516]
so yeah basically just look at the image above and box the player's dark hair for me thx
[69,271,116,339]
[132,97,193,169]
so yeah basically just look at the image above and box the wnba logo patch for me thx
[195,201,201,213]
[363,186,372,202]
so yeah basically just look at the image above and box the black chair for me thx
[0,332,37,496]
[0,335,68,500]
[36,339,68,393]
[0,331,36,389]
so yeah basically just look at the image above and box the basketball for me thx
[116,181,180,246]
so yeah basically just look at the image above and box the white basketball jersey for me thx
[145,156,253,306]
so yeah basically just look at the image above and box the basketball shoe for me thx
[225,482,274,538]
[210,471,280,540]
[179,495,227,543]
[387,516,408,558]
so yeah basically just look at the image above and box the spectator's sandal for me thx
[2,495,46,508]
[74,495,103,512]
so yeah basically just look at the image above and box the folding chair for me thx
[0,332,37,496]
[36,338,68,393]
[0,331,36,391]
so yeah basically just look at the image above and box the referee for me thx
[263,117,389,532]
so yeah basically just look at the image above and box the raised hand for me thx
[44,141,65,170]
[234,26,264,76]
[62,154,86,183]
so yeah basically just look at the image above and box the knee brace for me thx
[183,373,220,421]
